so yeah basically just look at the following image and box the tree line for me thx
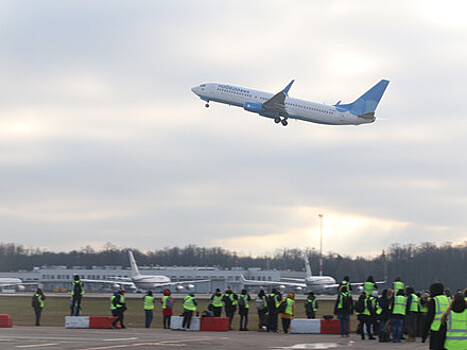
[0,241,465,291]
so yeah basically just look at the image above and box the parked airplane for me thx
[192,79,389,126]
[241,253,337,293]
[0,278,36,291]
[84,251,209,291]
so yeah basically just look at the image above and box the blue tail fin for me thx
[334,79,389,116]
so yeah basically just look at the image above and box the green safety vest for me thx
[409,294,419,313]
[337,293,348,310]
[212,294,223,307]
[71,281,85,296]
[229,293,237,306]
[162,295,170,309]
[362,297,371,316]
[183,295,196,311]
[372,297,382,315]
[35,294,44,308]
[144,295,155,310]
[364,281,375,296]
[445,309,467,350]
[419,299,428,314]
[393,295,407,316]
[393,281,404,295]
[110,295,116,311]
[270,293,280,308]
[116,294,125,309]
[239,295,249,309]
[431,295,450,331]
[307,298,318,311]
[285,298,294,315]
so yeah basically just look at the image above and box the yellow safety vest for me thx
[71,281,85,296]
[162,295,170,309]
[183,295,196,311]
[285,298,294,315]
[419,298,428,314]
[116,294,125,309]
[270,293,280,308]
[110,295,116,310]
[431,295,450,331]
[393,295,407,316]
[364,282,375,296]
[445,309,467,350]
[393,281,404,295]
[409,294,419,312]
[212,294,223,307]
[229,293,237,306]
[35,294,44,308]
[144,295,155,310]
[239,294,249,309]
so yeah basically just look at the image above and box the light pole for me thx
[319,214,323,276]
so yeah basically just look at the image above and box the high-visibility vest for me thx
[373,297,382,315]
[393,281,404,295]
[409,294,419,312]
[364,282,375,296]
[71,281,85,296]
[144,295,155,310]
[110,295,116,311]
[34,294,44,308]
[337,293,348,310]
[212,294,223,307]
[183,295,196,311]
[307,298,318,311]
[285,298,294,315]
[393,295,407,315]
[270,293,280,308]
[431,295,450,331]
[239,294,249,309]
[116,294,125,309]
[445,309,467,350]
[419,298,428,314]
[229,293,237,306]
[362,297,372,316]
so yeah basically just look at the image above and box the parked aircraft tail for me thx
[304,252,312,277]
[334,79,389,118]
[128,251,141,277]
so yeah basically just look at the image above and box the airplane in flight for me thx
[191,79,389,126]
[84,251,209,291]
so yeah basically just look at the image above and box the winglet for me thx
[283,80,295,96]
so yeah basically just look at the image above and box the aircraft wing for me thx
[280,278,306,282]
[148,279,211,287]
[241,275,306,288]
[262,80,294,117]
[81,279,136,287]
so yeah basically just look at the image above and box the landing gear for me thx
[281,119,288,126]
[205,103,210,108]
[274,117,281,124]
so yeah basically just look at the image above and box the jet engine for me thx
[112,283,121,289]
[18,285,25,291]
[295,286,303,292]
[176,285,184,291]
[243,102,263,114]
[187,284,195,290]
[279,285,286,291]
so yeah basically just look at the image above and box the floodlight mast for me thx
[319,214,323,277]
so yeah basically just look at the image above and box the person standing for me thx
[110,291,118,316]
[392,289,407,342]
[238,289,251,331]
[222,288,237,330]
[393,276,405,296]
[425,282,450,350]
[161,289,174,329]
[182,291,197,330]
[255,289,268,331]
[339,276,352,292]
[333,286,353,337]
[418,291,429,341]
[305,291,318,319]
[267,288,282,333]
[377,289,393,342]
[111,289,127,329]
[280,292,295,333]
[70,275,84,316]
[210,288,223,317]
[32,288,46,326]
[441,292,467,350]
[364,276,377,297]
[405,286,419,342]
[143,290,155,328]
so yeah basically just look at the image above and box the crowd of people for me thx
[31,274,466,350]
[333,276,467,350]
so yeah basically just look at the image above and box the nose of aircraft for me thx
[191,86,198,95]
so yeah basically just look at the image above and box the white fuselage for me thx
[131,275,171,290]
[192,83,373,125]
[0,278,23,287]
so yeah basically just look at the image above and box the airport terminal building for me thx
[0,265,304,293]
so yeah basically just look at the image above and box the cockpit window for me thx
[200,84,206,87]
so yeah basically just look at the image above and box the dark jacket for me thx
[333,292,353,315]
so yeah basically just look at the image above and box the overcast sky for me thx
[0,1,466,258]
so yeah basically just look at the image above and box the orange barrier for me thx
[0,314,13,328]
[200,317,229,331]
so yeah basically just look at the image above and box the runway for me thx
[0,327,428,350]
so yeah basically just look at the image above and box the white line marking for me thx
[16,344,59,349]
[102,338,138,342]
